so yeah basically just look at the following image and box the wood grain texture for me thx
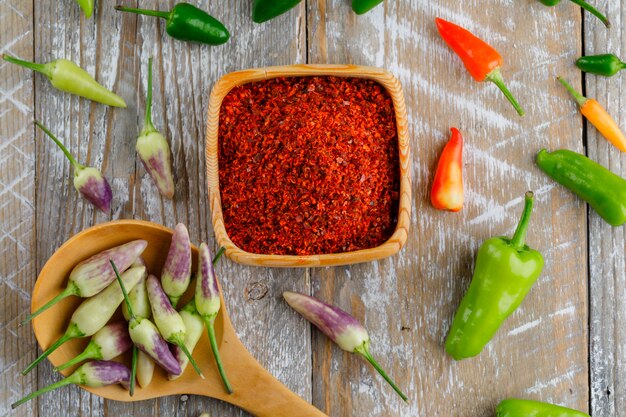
[206,64,411,267]
[0,1,35,416]
[308,0,588,415]
[2,0,625,416]
[585,2,626,416]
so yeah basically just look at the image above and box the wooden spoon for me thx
[31,220,327,417]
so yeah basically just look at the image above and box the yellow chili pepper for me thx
[558,76,626,152]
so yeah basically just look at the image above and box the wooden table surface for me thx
[1,1,625,416]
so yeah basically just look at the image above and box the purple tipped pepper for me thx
[161,223,192,307]
[3,55,126,107]
[135,58,175,199]
[34,121,112,213]
[195,243,232,393]
[12,360,130,409]
[111,262,182,384]
[497,398,589,416]
[54,322,132,372]
[146,274,204,379]
[24,239,147,325]
[168,300,205,380]
[283,291,407,402]
[21,265,145,375]
[445,192,544,360]
[122,270,150,321]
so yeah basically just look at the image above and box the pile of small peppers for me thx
[13,224,231,408]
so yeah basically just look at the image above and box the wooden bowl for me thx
[31,220,327,416]
[205,64,411,267]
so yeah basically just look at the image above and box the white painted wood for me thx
[585,1,626,416]
[0,1,36,416]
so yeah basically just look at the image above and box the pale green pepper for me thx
[2,55,126,107]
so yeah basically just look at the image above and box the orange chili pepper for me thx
[558,76,626,152]
[435,18,524,116]
[431,128,464,212]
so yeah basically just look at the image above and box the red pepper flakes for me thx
[218,76,400,255]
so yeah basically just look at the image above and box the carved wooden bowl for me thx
[205,64,411,267]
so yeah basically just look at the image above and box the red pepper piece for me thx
[435,18,524,116]
[431,128,464,212]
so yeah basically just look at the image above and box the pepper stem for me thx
[510,191,535,250]
[141,57,157,134]
[486,68,524,116]
[110,260,135,320]
[557,76,588,107]
[176,340,205,380]
[205,317,233,393]
[54,342,97,372]
[35,121,82,169]
[130,345,137,396]
[3,54,52,77]
[21,284,78,326]
[355,343,408,402]
[11,374,76,408]
[568,0,610,28]
[114,5,170,19]
[21,331,75,375]
[212,247,226,265]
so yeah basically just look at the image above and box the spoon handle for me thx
[219,344,328,417]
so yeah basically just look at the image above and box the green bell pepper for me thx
[537,0,610,28]
[536,149,626,227]
[252,0,302,23]
[445,192,544,360]
[115,3,230,46]
[352,0,384,14]
[576,54,626,77]
[496,399,589,416]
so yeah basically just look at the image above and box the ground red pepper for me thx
[218,76,400,255]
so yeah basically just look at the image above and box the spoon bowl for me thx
[31,220,326,417]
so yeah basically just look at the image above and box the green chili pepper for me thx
[2,55,126,107]
[252,0,302,23]
[114,3,230,45]
[537,0,610,28]
[576,54,626,77]
[75,0,94,18]
[496,398,589,416]
[536,149,626,226]
[445,192,544,360]
[352,0,384,14]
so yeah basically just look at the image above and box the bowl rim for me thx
[205,64,412,267]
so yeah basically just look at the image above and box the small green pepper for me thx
[75,0,94,18]
[576,54,626,77]
[115,3,230,45]
[352,0,384,14]
[2,55,126,107]
[445,192,544,360]
[537,0,610,28]
[252,0,302,23]
[496,398,589,416]
[536,149,626,226]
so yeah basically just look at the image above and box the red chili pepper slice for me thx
[435,18,524,116]
[431,128,464,212]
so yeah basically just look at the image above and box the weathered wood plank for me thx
[0,1,35,416]
[308,0,588,415]
[586,2,626,416]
